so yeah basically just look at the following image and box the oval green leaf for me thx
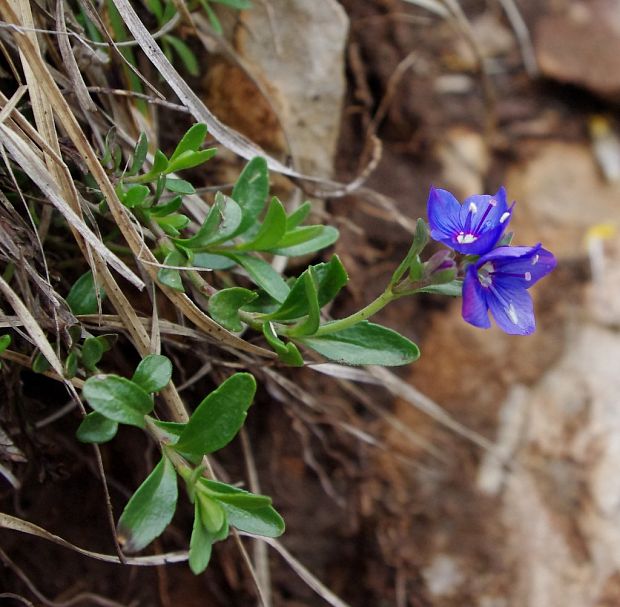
[132,354,172,393]
[174,373,256,457]
[82,336,105,371]
[208,287,258,332]
[117,456,178,553]
[66,271,106,315]
[270,225,339,256]
[82,375,154,427]
[232,254,289,303]
[221,503,284,538]
[235,197,287,251]
[231,157,269,235]
[76,411,118,443]
[298,321,420,366]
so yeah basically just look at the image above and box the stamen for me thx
[474,200,497,232]
[469,202,478,213]
[499,212,510,224]
[524,271,531,281]
[456,232,478,244]
[532,254,539,265]
[507,303,518,325]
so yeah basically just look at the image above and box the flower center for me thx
[478,262,494,287]
[457,232,478,244]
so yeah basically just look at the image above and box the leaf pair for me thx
[77,354,172,441]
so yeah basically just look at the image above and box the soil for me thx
[2,1,619,606]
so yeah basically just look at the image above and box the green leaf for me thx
[174,373,256,457]
[128,132,148,176]
[236,197,287,251]
[156,213,190,236]
[66,271,106,315]
[231,157,269,236]
[415,280,463,297]
[158,250,185,292]
[164,177,195,194]
[270,225,339,256]
[117,456,178,553]
[285,200,311,229]
[287,269,320,337]
[173,195,225,248]
[201,0,223,34]
[151,149,169,174]
[208,287,258,332]
[0,334,11,354]
[32,352,51,373]
[82,337,105,371]
[193,252,235,270]
[76,411,118,443]
[170,123,208,162]
[121,184,150,208]
[146,0,163,21]
[166,149,217,174]
[232,254,289,303]
[211,0,252,8]
[268,256,348,321]
[200,479,273,509]
[189,502,214,574]
[164,35,199,76]
[147,195,182,217]
[198,495,226,534]
[272,225,323,249]
[132,354,172,393]
[262,322,304,366]
[219,502,284,537]
[64,351,78,378]
[202,193,243,245]
[298,321,420,366]
[82,375,154,427]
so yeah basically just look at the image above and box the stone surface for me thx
[235,0,349,177]
[535,0,620,100]
[506,141,620,258]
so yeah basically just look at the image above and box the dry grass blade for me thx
[0,547,128,607]
[0,275,63,376]
[0,124,144,290]
[55,0,97,113]
[1,0,275,364]
[255,537,351,607]
[0,513,188,565]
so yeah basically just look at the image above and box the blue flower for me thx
[427,187,514,255]
[462,244,556,335]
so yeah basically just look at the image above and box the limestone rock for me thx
[535,0,620,100]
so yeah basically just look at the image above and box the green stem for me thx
[313,288,395,337]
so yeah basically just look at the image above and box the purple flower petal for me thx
[427,188,462,243]
[462,265,491,328]
[486,282,535,335]
[427,186,513,255]
[480,244,556,286]
[461,244,554,335]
